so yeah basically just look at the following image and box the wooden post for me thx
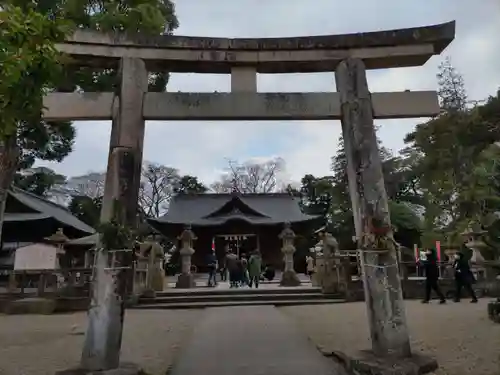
[335,58,411,358]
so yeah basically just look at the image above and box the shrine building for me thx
[147,193,322,270]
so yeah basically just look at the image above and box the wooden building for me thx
[147,193,322,270]
[0,187,95,270]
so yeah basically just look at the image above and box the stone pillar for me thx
[231,67,257,92]
[101,57,148,225]
[37,273,46,297]
[142,241,165,292]
[81,249,123,371]
[319,232,340,293]
[335,58,411,358]
[7,272,16,293]
[80,148,138,371]
[176,225,197,288]
[279,222,301,287]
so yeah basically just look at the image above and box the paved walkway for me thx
[170,306,346,375]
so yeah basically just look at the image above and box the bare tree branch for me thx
[210,157,286,193]
[65,172,106,199]
[138,162,180,217]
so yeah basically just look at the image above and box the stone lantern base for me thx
[488,299,500,323]
[176,273,196,288]
[280,270,301,287]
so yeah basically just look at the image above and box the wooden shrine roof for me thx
[4,187,95,235]
[148,193,321,228]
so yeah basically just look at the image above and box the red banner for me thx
[414,244,419,262]
[436,241,441,261]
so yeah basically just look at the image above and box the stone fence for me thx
[314,255,500,301]
[0,259,150,313]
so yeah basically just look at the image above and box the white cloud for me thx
[37,0,500,185]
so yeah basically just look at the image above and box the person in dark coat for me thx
[421,248,446,304]
[225,249,239,288]
[206,249,218,287]
[263,264,275,282]
[453,251,478,303]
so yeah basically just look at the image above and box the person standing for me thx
[453,251,478,303]
[240,254,249,286]
[305,254,315,280]
[220,245,229,281]
[225,249,239,288]
[421,247,446,304]
[206,249,218,287]
[248,250,263,288]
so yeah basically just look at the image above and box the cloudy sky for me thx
[38,0,500,184]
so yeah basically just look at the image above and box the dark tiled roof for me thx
[148,193,320,226]
[67,233,99,246]
[4,187,95,234]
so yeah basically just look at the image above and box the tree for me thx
[211,157,286,193]
[14,168,66,197]
[0,4,73,241]
[66,172,106,199]
[437,57,467,113]
[68,195,103,227]
[139,162,180,217]
[14,0,180,94]
[174,175,208,195]
[404,60,500,246]
[328,131,424,248]
[0,0,179,242]
[298,174,334,220]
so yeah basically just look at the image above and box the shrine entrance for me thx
[215,234,258,258]
[42,20,455,358]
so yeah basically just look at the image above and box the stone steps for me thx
[154,286,321,298]
[139,292,340,305]
[132,285,343,309]
[133,298,345,310]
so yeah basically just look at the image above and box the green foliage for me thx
[14,168,66,196]
[322,129,424,248]
[97,200,134,250]
[11,0,180,93]
[403,57,500,255]
[2,0,179,169]
[69,195,103,227]
[389,201,422,248]
[174,175,208,195]
[98,219,134,250]
[0,4,72,138]
[299,174,334,219]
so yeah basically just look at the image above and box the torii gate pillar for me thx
[100,58,148,226]
[335,58,437,373]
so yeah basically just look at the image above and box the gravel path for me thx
[0,309,203,375]
[2,300,498,375]
[281,299,500,375]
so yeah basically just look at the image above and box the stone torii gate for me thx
[44,21,455,371]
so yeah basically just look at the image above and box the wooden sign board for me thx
[14,243,59,270]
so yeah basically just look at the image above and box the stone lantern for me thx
[175,224,197,288]
[460,223,486,278]
[279,222,301,287]
[44,228,70,288]
[45,228,69,269]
